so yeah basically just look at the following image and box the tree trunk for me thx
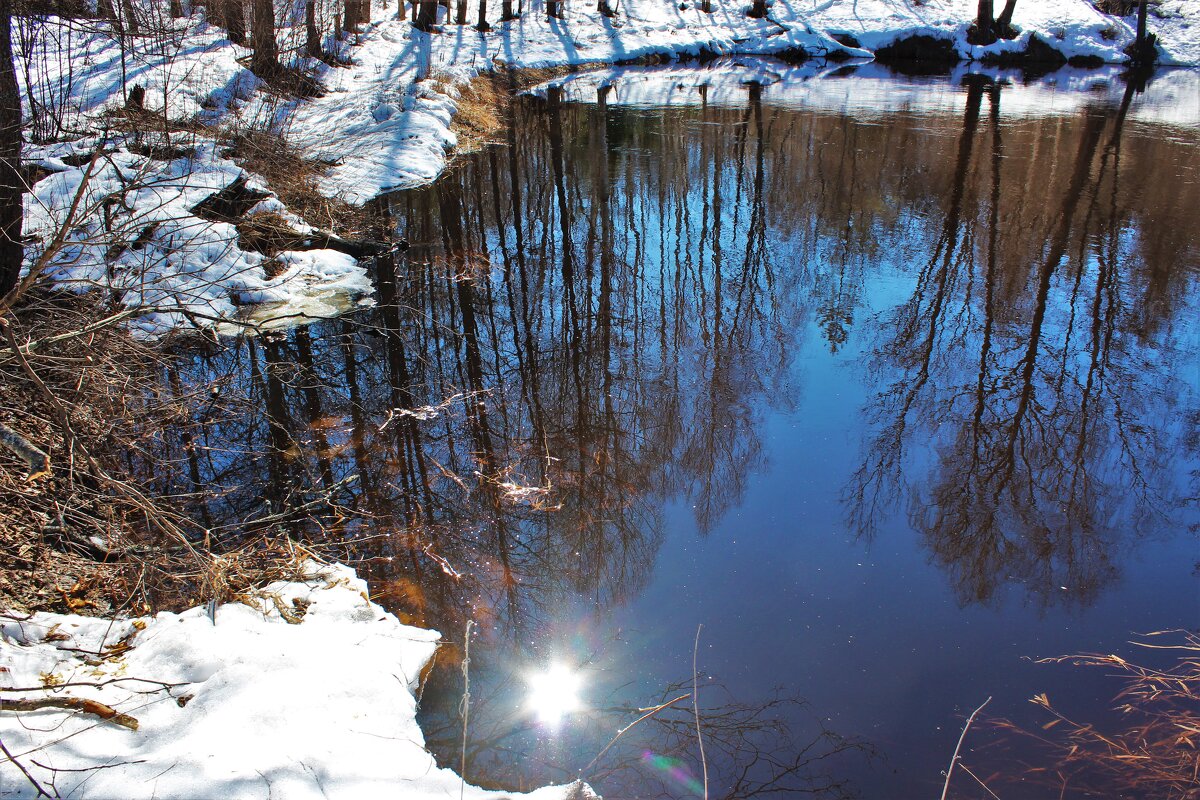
[120,0,140,32]
[476,0,490,30]
[974,0,994,44]
[597,0,613,16]
[251,0,278,75]
[305,0,321,57]
[1136,0,1148,45]
[414,0,436,29]
[360,0,370,24]
[455,0,466,24]
[170,0,183,17]
[996,0,1017,31]
[545,0,559,18]
[222,0,246,44]
[0,0,21,299]
[500,0,514,19]
[747,0,767,18]
[343,0,357,33]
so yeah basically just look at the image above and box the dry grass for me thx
[439,65,607,158]
[1093,0,1138,15]
[435,72,508,155]
[219,128,377,240]
[0,292,328,617]
[984,631,1200,799]
[236,210,306,259]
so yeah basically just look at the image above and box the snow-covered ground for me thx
[0,561,598,799]
[277,0,1200,202]
[529,56,1200,129]
[14,0,1199,332]
[24,138,373,336]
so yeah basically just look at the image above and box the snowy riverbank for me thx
[0,561,598,799]
[14,0,1200,332]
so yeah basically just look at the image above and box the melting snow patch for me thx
[0,561,599,799]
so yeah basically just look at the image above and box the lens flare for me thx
[641,751,705,796]
[526,663,582,726]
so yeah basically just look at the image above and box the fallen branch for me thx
[0,422,50,480]
[1,696,140,731]
[941,696,991,800]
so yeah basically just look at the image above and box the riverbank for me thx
[13,1,1200,332]
[0,559,600,799]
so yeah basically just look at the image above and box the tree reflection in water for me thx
[154,67,1199,796]
[846,73,1197,609]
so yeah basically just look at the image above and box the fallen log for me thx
[1,697,139,731]
[0,422,50,481]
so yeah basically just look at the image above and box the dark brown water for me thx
[168,63,1200,798]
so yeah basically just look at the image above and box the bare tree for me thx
[306,0,322,56]
[971,0,1017,44]
[413,0,436,31]
[251,0,278,75]
[0,0,20,298]
[209,0,247,43]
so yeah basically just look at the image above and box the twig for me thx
[941,696,991,800]
[959,762,1003,799]
[459,619,475,800]
[1,676,187,693]
[0,308,142,364]
[693,624,708,800]
[579,693,691,780]
[0,733,53,798]
[0,151,100,315]
[1,318,81,474]
[1,696,140,730]
[31,757,146,773]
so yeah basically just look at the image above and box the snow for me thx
[529,56,1200,129]
[22,138,373,336]
[0,561,598,800]
[14,14,252,131]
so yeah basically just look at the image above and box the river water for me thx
[171,61,1199,798]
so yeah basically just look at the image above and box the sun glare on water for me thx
[527,663,583,726]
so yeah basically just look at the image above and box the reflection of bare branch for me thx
[847,92,1188,609]
[379,390,490,430]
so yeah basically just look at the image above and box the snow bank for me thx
[0,561,598,800]
[23,138,372,336]
[530,56,1200,129]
